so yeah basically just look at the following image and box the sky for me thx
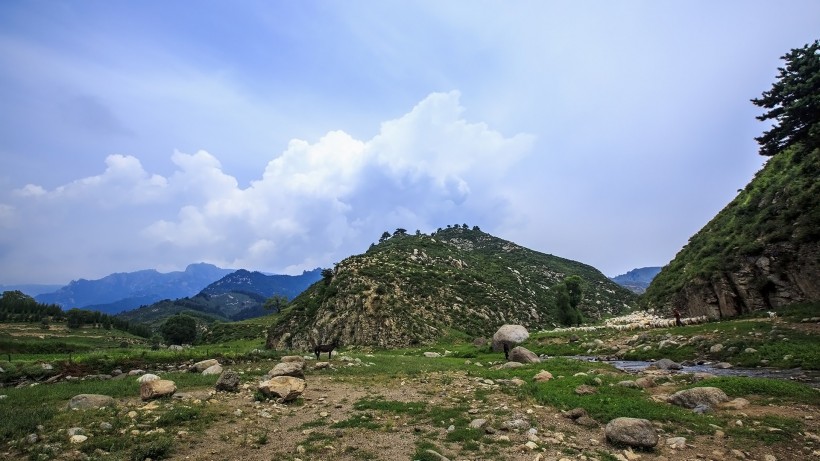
[1,1,818,285]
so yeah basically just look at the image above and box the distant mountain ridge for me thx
[201,268,323,299]
[115,268,323,328]
[35,263,235,313]
[610,267,662,294]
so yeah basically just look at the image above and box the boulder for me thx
[492,325,529,352]
[668,387,729,409]
[140,379,177,401]
[215,370,241,392]
[501,361,524,369]
[190,359,219,373]
[651,358,682,370]
[136,373,160,384]
[202,364,223,375]
[635,377,656,389]
[270,361,305,379]
[508,346,540,364]
[423,352,442,358]
[533,370,553,382]
[68,394,115,410]
[280,355,305,363]
[258,376,306,402]
[605,417,658,448]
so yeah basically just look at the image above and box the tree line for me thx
[0,290,151,337]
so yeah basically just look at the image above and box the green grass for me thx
[689,376,820,405]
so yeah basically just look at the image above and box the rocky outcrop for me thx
[266,227,636,349]
[670,242,820,319]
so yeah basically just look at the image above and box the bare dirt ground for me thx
[164,371,820,461]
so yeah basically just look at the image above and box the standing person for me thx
[673,308,683,327]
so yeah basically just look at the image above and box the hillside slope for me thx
[267,227,637,349]
[643,145,820,318]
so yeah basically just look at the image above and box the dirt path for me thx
[165,371,819,461]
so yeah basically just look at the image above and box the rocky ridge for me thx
[267,227,636,349]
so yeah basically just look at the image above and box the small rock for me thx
[69,435,88,444]
[533,370,553,382]
[140,379,176,401]
[202,364,223,375]
[523,441,538,450]
[666,436,686,449]
[575,384,597,395]
[215,370,241,392]
[424,352,441,358]
[136,373,160,384]
[605,417,658,449]
[190,359,219,373]
[68,394,115,410]
[469,419,487,429]
[710,344,724,353]
[668,387,729,409]
[721,398,750,410]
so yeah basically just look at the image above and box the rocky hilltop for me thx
[644,146,820,318]
[267,226,636,349]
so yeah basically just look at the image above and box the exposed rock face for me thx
[644,145,820,317]
[265,227,636,349]
[673,243,820,319]
[140,379,177,401]
[668,387,729,409]
[605,417,659,448]
[68,394,115,410]
[507,346,540,364]
[258,376,306,402]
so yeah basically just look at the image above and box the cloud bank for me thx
[1,91,534,283]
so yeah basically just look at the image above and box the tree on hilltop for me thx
[752,40,820,156]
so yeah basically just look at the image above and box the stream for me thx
[567,356,820,388]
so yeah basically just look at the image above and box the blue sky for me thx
[1,1,818,284]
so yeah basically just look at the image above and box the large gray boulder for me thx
[190,359,219,373]
[508,346,540,364]
[258,376,306,402]
[202,364,223,375]
[492,325,529,352]
[68,394,115,410]
[605,417,658,448]
[667,387,729,409]
[269,361,305,379]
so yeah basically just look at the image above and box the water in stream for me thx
[568,356,820,388]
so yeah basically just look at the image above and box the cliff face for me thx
[670,242,820,319]
[644,145,820,318]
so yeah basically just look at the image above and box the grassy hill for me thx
[643,144,820,317]
[267,226,637,349]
